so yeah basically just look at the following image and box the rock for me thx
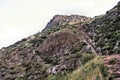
[46,15,91,28]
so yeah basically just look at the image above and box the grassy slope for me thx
[46,56,109,80]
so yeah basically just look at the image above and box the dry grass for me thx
[46,56,110,80]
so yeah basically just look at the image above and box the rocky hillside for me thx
[0,1,120,80]
[84,2,120,55]
[46,15,91,28]
[0,15,92,80]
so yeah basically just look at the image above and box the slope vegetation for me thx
[0,1,120,80]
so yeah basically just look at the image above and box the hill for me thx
[0,1,120,80]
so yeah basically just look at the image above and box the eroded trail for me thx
[80,30,98,55]
[77,25,98,56]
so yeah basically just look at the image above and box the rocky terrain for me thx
[46,15,91,28]
[103,55,120,80]
[0,1,120,80]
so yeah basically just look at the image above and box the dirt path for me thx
[76,25,98,55]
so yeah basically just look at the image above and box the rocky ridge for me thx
[46,15,91,28]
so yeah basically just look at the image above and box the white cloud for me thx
[0,0,119,48]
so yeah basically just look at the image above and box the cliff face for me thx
[46,15,91,28]
[0,1,120,80]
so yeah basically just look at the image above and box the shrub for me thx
[109,58,117,65]
[42,57,53,64]
[80,53,94,64]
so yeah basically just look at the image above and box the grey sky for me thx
[0,0,119,48]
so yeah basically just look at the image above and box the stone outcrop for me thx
[46,15,91,28]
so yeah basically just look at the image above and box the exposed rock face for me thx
[46,15,91,28]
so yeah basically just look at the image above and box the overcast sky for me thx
[0,0,119,48]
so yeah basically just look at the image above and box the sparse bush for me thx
[70,42,86,54]
[42,57,53,64]
[109,58,117,65]
[80,53,94,64]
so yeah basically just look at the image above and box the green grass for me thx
[46,56,109,80]
[67,56,108,80]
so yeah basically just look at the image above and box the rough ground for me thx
[103,55,120,80]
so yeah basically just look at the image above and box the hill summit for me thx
[46,15,91,28]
